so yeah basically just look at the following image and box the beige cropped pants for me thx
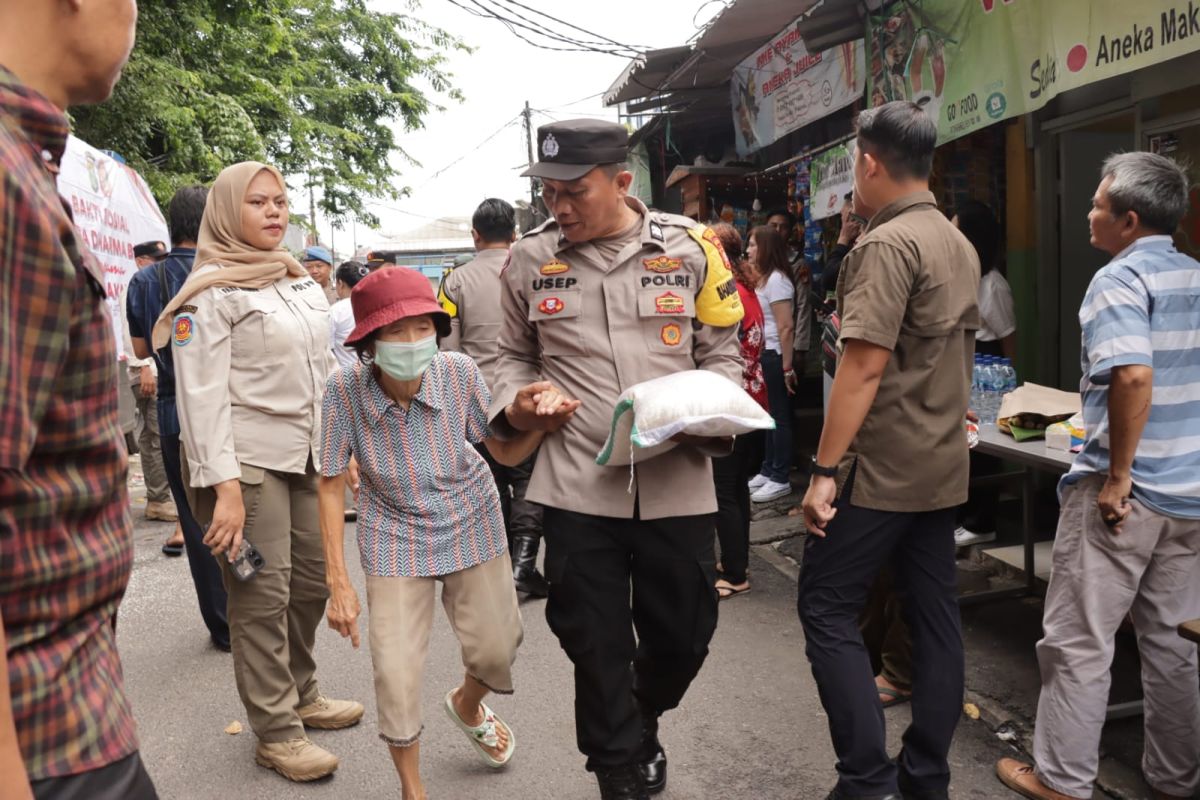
[366,554,523,747]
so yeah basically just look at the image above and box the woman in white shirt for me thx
[954,200,1015,362]
[953,199,1011,547]
[330,260,370,372]
[745,225,796,503]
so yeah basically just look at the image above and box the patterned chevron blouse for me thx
[321,351,506,576]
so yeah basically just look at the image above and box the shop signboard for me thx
[809,140,857,221]
[868,0,1200,144]
[57,135,170,354]
[731,21,865,156]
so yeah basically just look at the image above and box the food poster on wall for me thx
[58,136,170,355]
[868,0,1200,145]
[731,20,865,156]
[809,140,857,221]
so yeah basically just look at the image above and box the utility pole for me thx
[309,184,317,246]
[522,100,537,213]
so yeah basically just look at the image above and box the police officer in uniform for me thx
[303,245,339,306]
[489,120,744,800]
[159,162,363,783]
[440,197,550,597]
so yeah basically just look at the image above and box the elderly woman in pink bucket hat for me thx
[316,266,579,800]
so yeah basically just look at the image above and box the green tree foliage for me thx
[72,0,466,226]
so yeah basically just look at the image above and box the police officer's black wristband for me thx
[810,456,838,478]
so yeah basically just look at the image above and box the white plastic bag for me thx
[595,370,775,467]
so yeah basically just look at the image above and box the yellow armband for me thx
[437,269,458,318]
[688,225,744,327]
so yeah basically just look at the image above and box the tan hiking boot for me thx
[995,758,1084,800]
[145,501,178,522]
[255,737,338,782]
[297,695,364,730]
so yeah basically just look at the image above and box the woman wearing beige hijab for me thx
[163,162,364,783]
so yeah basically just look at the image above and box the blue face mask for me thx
[374,335,438,381]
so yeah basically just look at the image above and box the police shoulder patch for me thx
[173,313,195,347]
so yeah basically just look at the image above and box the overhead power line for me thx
[443,0,644,58]
[491,0,649,51]
[413,113,523,187]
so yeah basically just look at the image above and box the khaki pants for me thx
[366,554,523,747]
[1034,475,1200,798]
[190,459,329,742]
[128,382,170,504]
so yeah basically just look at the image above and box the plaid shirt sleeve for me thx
[0,173,73,470]
[0,76,140,780]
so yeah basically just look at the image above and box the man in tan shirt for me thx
[440,198,550,597]
[489,119,743,800]
[798,102,979,800]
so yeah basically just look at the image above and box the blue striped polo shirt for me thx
[1061,235,1200,519]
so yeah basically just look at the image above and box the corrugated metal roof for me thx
[604,45,693,106]
[369,217,474,253]
[605,0,826,106]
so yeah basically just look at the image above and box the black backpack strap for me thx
[156,259,169,309]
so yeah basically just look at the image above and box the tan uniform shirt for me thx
[489,198,745,520]
[835,191,980,512]
[437,247,508,389]
[173,268,335,487]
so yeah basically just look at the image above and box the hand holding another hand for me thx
[508,381,581,432]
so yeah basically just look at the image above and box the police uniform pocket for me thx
[638,288,695,354]
[298,293,333,349]
[230,294,276,360]
[238,464,268,550]
[529,288,586,356]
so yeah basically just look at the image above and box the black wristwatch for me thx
[810,456,839,478]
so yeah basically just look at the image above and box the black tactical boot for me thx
[596,764,649,800]
[638,710,667,795]
[511,533,549,597]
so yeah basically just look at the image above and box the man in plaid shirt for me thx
[0,0,158,797]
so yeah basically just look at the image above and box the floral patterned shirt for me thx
[736,282,768,410]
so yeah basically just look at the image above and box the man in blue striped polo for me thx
[997,151,1200,800]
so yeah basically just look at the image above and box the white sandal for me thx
[443,690,515,769]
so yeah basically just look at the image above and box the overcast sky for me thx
[328,0,726,253]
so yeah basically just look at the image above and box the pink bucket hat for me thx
[343,266,451,345]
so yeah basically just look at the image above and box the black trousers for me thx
[542,506,719,771]
[32,751,158,800]
[477,444,542,549]
[712,430,765,584]
[160,432,230,648]
[797,467,963,797]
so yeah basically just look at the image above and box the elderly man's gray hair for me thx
[1101,152,1190,235]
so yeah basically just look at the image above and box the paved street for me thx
[119,487,1025,800]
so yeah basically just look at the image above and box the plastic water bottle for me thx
[998,358,1018,400]
[982,357,1001,425]
[970,355,984,415]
